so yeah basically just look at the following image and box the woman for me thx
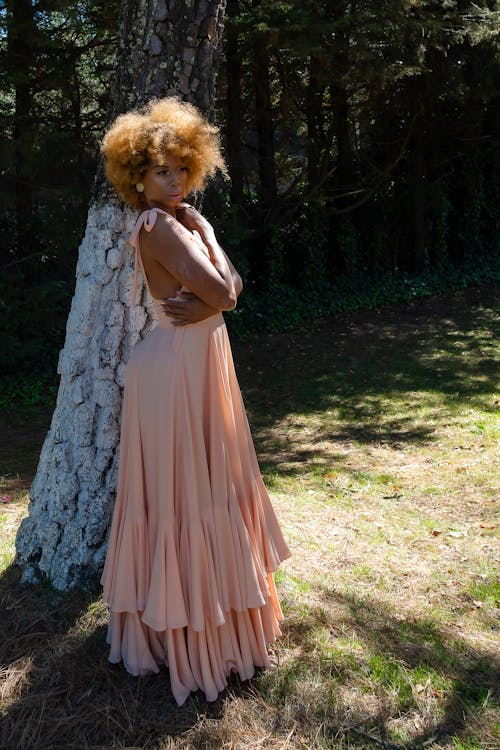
[99,96,290,706]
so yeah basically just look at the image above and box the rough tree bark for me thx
[15,0,227,590]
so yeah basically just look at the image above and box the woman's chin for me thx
[153,195,183,213]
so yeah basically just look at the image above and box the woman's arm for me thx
[161,205,243,323]
[140,208,237,311]
[176,204,243,306]
[178,205,241,310]
[161,256,242,324]
[219,246,243,303]
[162,258,242,323]
[161,291,219,325]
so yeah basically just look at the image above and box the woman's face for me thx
[141,153,189,214]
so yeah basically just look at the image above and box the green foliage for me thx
[0,372,59,409]
[0,0,119,348]
[0,275,72,375]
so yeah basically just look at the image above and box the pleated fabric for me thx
[101,208,291,706]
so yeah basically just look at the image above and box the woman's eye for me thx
[157,167,186,174]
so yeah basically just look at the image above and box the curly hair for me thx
[100,96,227,210]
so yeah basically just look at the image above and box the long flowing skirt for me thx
[100,308,291,705]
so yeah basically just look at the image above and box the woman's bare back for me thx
[140,241,182,300]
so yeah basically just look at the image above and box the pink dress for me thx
[100,207,291,706]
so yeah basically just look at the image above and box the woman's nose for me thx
[169,173,179,186]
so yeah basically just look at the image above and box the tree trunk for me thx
[330,8,354,204]
[6,0,35,256]
[252,31,277,210]
[409,77,426,272]
[248,3,277,283]
[250,0,277,213]
[15,0,228,590]
[411,128,426,272]
[306,54,323,191]
[225,0,244,205]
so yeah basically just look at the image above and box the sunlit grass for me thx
[0,485,28,572]
[241,294,499,748]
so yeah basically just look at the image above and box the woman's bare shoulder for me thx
[140,212,191,256]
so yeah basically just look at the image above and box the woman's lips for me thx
[168,193,182,198]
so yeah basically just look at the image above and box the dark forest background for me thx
[1,0,499,381]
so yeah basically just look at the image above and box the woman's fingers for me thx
[162,303,183,316]
[162,297,191,322]
[162,292,211,325]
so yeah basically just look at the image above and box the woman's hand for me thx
[161,290,219,326]
[175,203,212,235]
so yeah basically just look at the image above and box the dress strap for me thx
[128,207,168,306]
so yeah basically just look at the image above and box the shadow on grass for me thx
[2,557,497,750]
[233,285,499,472]
[0,564,254,750]
[268,581,499,748]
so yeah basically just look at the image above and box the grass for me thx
[0,283,499,750]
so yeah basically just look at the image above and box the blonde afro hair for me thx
[100,96,227,210]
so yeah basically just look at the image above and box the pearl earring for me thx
[136,182,144,192]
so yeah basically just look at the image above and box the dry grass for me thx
[0,284,498,750]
